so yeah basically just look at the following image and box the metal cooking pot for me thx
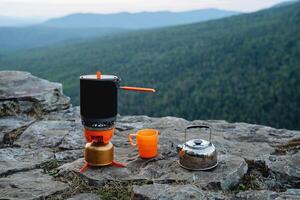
[80,72,155,130]
[177,125,218,171]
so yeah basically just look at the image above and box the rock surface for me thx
[0,71,299,199]
[133,184,206,200]
[0,116,34,144]
[0,71,70,117]
[236,189,300,200]
[0,169,68,200]
[66,193,102,200]
[59,154,247,191]
[132,184,233,200]
[0,147,53,176]
[15,119,84,149]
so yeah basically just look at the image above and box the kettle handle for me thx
[184,125,212,144]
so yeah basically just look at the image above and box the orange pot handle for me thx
[120,86,156,93]
[128,134,137,147]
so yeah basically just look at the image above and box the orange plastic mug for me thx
[128,129,158,158]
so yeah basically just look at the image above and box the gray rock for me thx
[226,123,299,145]
[235,189,300,200]
[0,71,70,117]
[267,152,300,178]
[0,116,34,144]
[55,115,299,198]
[66,193,102,200]
[191,120,299,160]
[55,149,83,162]
[150,116,190,130]
[0,169,68,200]
[275,189,300,200]
[59,120,85,150]
[133,184,205,200]
[15,119,85,149]
[59,152,247,191]
[0,147,53,176]
[44,106,81,121]
[235,190,279,200]
[15,120,70,148]
[116,116,189,132]
[133,184,231,200]
[116,115,157,131]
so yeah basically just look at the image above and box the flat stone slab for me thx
[0,169,68,200]
[0,71,70,117]
[16,120,85,149]
[59,151,247,191]
[66,193,102,200]
[16,120,71,148]
[133,184,206,200]
[133,184,230,200]
[55,149,83,162]
[235,189,300,200]
[0,147,53,176]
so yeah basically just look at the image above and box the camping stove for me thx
[79,70,155,172]
[79,127,125,172]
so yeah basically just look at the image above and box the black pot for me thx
[80,73,155,130]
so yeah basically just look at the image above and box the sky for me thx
[0,0,292,19]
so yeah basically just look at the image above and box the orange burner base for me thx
[84,127,115,144]
[79,160,126,173]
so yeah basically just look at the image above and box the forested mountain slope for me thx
[0,2,299,129]
[0,26,126,52]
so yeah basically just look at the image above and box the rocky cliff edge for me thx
[0,71,299,200]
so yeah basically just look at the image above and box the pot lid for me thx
[185,139,210,149]
[80,74,119,81]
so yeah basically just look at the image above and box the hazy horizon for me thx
[0,0,293,20]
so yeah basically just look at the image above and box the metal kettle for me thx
[177,125,218,171]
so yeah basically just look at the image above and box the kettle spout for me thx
[176,144,183,152]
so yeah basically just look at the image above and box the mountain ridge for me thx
[43,9,240,29]
[0,8,239,52]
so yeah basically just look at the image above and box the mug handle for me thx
[128,134,137,147]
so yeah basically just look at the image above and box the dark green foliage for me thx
[0,3,299,130]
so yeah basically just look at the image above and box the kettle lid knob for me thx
[194,139,203,145]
